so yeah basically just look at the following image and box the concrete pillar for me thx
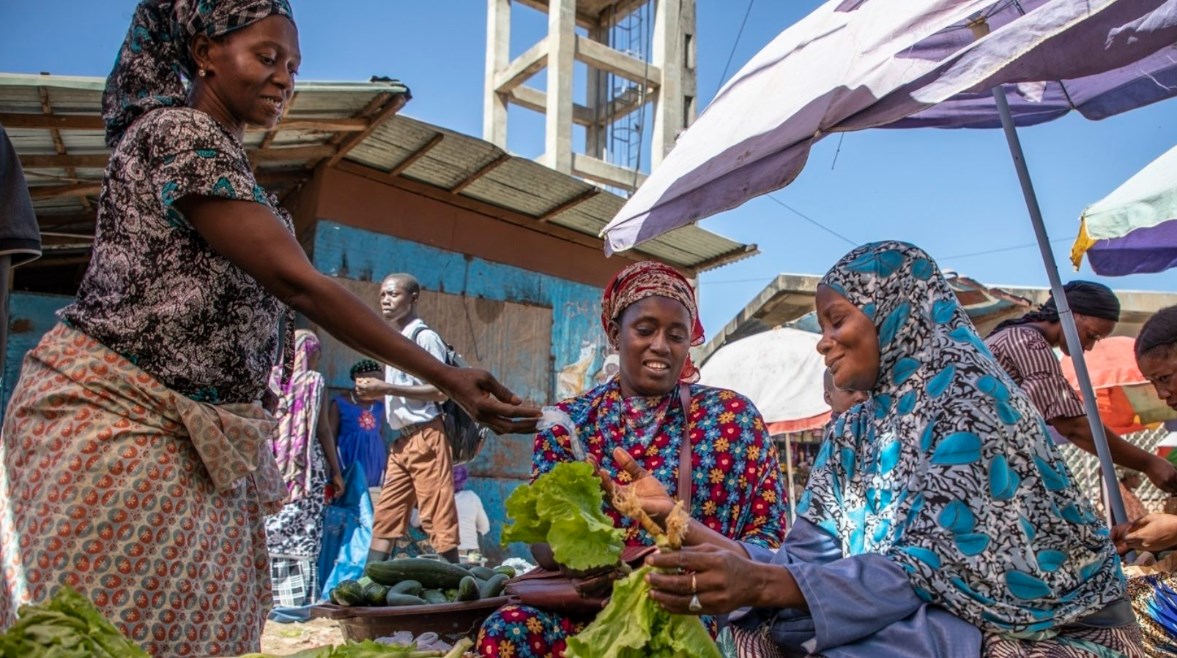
[483,0,511,148]
[584,22,610,160]
[651,0,696,166]
[544,0,577,173]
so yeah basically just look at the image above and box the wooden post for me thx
[784,432,795,524]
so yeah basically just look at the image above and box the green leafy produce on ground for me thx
[0,586,149,658]
[500,461,624,571]
[565,566,722,658]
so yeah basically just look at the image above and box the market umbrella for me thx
[600,0,1177,524]
[1071,144,1177,276]
[700,327,831,434]
[1060,336,1177,435]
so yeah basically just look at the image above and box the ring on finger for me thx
[691,573,697,594]
[688,594,702,613]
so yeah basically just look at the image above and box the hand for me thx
[1144,457,1177,494]
[593,447,676,524]
[644,545,775,615]
[330,472,346,500]
[1113,513,1177,554]
[355,376,386,401]
[437,366,540,435]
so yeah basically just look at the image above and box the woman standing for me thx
[330,359,388,491]
[477,261,788,658]
[266,330,342,608]
[0,2,535,655]
[985,282,1177,493]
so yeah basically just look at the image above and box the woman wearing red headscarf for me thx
[477,261,787,658]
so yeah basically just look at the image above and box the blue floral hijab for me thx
[797,241,1124,635]
[102,0,294,146]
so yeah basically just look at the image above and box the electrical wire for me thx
[717,0,756,96]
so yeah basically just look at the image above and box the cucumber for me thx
[456,576,481,602]
[332,579,366,607]
[479,573,509,599]
[421,589,448,605]
[384,592,428,607]
[444,588,459,602]
[365,558,472,589]
[389,579,423,596]
[362,582,390,606]
[493,565,517,578]
[469,566,497,580]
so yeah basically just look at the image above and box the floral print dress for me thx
[477,380,788,658]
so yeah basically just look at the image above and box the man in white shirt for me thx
[356,273,461,563]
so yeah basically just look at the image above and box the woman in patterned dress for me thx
[477,261,788,658]
[641,242,1140,657]
[330,360,388,491]
[265,330,343,608]
[0,1,536,655]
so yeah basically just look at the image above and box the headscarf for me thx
[990,281,1120,336]
[350,359,382,379]
[268,329,324,502]
[799,241,1123,636]
[1136,305,1177,357]
[453,464,469,491]
[601,261,704,383]
[102,0,295,146]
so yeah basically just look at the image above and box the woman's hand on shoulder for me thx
[436,366,540,435]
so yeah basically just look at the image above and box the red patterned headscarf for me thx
[601,261,704,383]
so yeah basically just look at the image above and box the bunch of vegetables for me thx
[499,461,722,658]
[239,638,473,658]
[330,560,513,608]
[0,586,148,658]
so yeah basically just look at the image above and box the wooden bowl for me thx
[309,596,509,643]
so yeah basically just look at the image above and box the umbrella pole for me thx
[990,87,1129,526]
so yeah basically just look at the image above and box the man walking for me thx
[357,273,462,563]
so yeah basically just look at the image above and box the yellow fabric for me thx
[1070,216,1096,270]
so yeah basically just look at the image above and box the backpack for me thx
[410,325,492,464]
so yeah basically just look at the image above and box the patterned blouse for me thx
[534,379,787,548]
[60,108,290,404]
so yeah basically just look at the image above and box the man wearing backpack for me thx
[356,273,462,564]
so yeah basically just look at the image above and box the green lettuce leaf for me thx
[0,586,149,658]
[501,461,624,571]
[565,566,723,658]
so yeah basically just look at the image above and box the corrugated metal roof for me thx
[0,72,755,273]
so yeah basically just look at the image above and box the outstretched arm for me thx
[176,196,539,434]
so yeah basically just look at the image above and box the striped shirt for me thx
[984,325,1085,421]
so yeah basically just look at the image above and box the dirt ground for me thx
[259,618,344,655]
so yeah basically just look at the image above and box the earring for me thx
[198,68,207,78]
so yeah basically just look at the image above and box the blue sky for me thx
[2,1,1174,339]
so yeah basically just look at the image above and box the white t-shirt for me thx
[409,489,490,551]
[455,490,490,551]
[384,318,447,430]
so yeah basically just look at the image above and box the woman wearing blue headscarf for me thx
[0,1,536,654]
[634,242,1140,656]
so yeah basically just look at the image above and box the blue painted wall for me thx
[313,221,607,560]
[2,292,71,417]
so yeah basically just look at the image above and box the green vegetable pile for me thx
[240,638,471,658]
[500,460,722,658]
[0,586,148,658]
[565,566,721,658]
[500,461,624,570]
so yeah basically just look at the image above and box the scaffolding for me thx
[483,0,697,195]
